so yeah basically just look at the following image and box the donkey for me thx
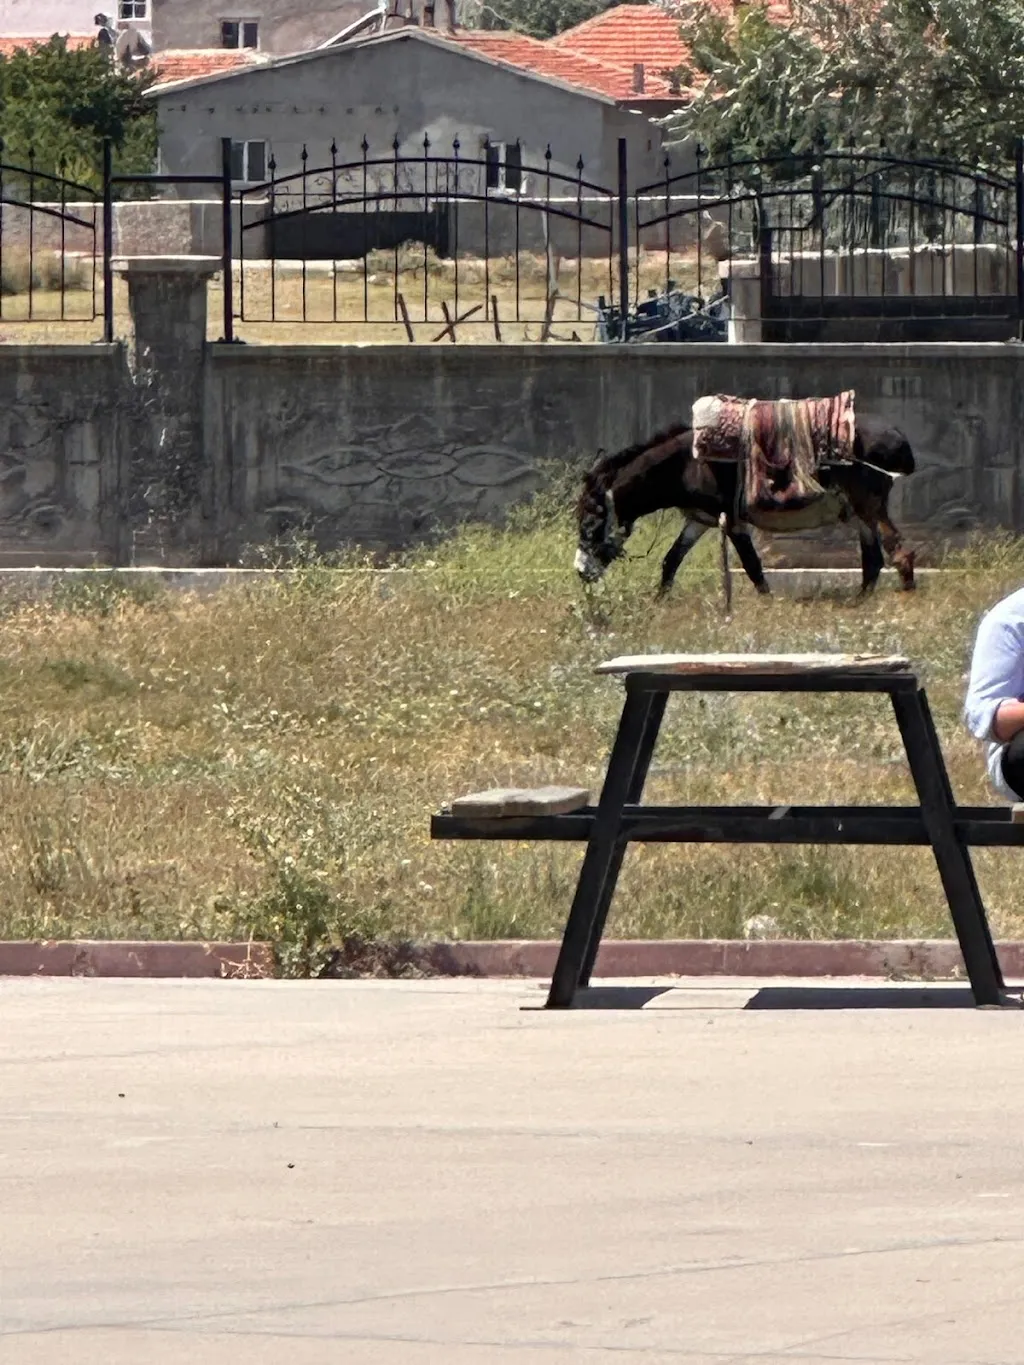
[574,419,916,597]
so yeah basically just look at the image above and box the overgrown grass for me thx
[0,250,89,297]
[1,496,1023,972]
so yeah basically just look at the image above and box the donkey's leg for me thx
[878,514,916,590]
[729,525,771,595]
[858,520,885,594]
[657,518,708,597]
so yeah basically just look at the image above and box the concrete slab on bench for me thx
[595,651,912,677]
[449,785,590,818]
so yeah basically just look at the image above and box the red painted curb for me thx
[416,939,1024,980]
[1,939,1021,981]
[0,941,274,978]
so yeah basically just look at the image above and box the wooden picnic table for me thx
[432,653,1024,1009]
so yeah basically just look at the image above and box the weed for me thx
[49,572,166,617]
[0,505,1021,969]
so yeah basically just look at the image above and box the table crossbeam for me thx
[430,659,1011,1010]
[432,805,1024,847]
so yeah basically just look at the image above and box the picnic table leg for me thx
[577,690,668,989]
[890,687,1005,1005]
[546,684,656,1008]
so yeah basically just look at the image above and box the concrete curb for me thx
[1,938,1020,980]
[0,941,274,978]
[414,939,994,979]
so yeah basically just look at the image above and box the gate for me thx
[234,136,624,339]
[635,145,1024,343]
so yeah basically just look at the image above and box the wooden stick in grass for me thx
[431,301,482,344]
[396,293,415,342]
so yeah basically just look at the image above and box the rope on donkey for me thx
[718,512,732,620]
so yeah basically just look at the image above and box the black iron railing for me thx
[233,135,624,341]
[0,143,102,327]
[2,137,1022,343]
[636,143,1024,342]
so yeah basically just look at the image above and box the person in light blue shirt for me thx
[964,585,1024,801]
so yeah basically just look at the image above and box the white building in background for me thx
[0,0,150,48]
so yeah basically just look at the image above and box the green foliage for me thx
[466,0,647,40]
[0,36,156,192]
[666,0,1024,169]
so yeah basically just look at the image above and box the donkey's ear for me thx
[583,448,605,479]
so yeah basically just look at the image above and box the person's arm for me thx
[965,607,1024,744]
[993,699,1024,743]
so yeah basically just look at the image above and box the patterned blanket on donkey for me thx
[691,391,856,516]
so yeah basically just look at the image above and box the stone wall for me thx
[207,342,1024,563]
[0,201,267,259]
[0,264,1022,567]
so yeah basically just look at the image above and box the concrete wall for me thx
[151,0,366,54]
[0,199,269,259]
[152,31,665,195]
[0,0,100,35]
[0,346,127,565]
[0,191,712,261]
[206,343,1024,559]
[1,292,1022,567]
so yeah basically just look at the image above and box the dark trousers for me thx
[1001,731,1024,801]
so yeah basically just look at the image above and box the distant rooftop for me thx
[148,47,268,88]
[450,27,676,100]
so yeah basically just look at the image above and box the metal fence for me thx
[234,136,623,341]
[2,137,1022,343]
[0,143,102,327]
[636,144,1024,342]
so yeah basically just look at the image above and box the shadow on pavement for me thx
[743,985,1009,1010]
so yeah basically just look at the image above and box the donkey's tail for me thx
[719,513,733,619]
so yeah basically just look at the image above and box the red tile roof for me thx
[450,28,676,100]
[149,48,266,87]
[0,34,94,56]
[549,2,795,86]
[550,5,688,76]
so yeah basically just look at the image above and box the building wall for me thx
[0,0,97,36]
[150,0,367,54]
[152,33,665,195]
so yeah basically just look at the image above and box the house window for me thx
[221,18,259,47]
[119,0,147,18]
[485,140,522,193]
[230,139,266,182]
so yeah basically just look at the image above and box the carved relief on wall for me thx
[0,403,96,551]
[248,405,539,547]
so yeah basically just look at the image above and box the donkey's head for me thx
[574,469,632,584]
[574,427,689,585]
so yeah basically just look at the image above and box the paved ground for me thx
[3,976,1024,1364]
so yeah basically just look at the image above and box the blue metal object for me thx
[596,282,729,343]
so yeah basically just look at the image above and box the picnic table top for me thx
[594,652,913,677]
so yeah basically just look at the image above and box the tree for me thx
[663,0,1024,169]
[460,0,648,41]
[0,36,156,193]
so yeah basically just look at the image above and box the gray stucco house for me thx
[150,26,666,199]
[150,0,367,55]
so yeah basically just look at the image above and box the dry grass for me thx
[222,248,707,344]
[0,496,1023,972]
[0,248,710,344]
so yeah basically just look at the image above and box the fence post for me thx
[1016,137,1023,340]
[221,136,235,342]
[758,221,773,337]
[102,138,113,343]
[617,137,629,340]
